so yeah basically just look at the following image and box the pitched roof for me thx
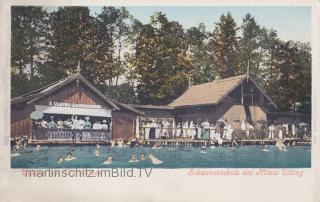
[169,74,277,108]
[11,74,144,114]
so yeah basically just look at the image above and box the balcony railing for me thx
[32,128,112,142]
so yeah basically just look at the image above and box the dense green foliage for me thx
[11,6,311,113]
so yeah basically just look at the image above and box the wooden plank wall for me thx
[37,81,112,108]
[112,110,136,140]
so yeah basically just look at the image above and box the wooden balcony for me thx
[32,128,112,143]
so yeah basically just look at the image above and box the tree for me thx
[186,23,214,84]
[209,12,240,78]
[131,12,191,104]
[42,7,94,83]
[11,6,50,96]
[239,13,262,75]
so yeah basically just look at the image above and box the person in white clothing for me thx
[144,121,151,140]
[155,121,161,139]
[78,118,85,130]
[102,120,109,130]
[291,123,296,137]
[241,120,246,137]
[161,120,170,137]
[268,124,275,139]
[182,121,189,138]
[176,123,182,137]
[197,123,202,139]
[278,127,283,140]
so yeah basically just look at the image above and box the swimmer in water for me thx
[35,144,41,150]
[96,144,100,149]
[102,155,113,164]
[11,152,21,157]
[275,139,286,151]
[128,154,139,163]
[65,152,77,161]
[140,153,145,161]
[262,145,270,152]
[57,156,64,164]
[148,154,163,164]
[200,146,207,153]
[95,149,100,157]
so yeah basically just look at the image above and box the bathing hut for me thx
[11,74,143,143]
[133,74,277,130]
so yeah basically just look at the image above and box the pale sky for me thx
[88,6,311,43]
[45,6,311,43]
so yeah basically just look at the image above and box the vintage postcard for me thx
[0,0,319,202]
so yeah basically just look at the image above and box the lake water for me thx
[11,145,311,168]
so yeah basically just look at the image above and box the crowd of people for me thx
[34,115,111,130]
[140,119,250,141]
[30,144,163,165]
[140,119,311,142]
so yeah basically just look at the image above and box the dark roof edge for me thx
[128,104,174,110]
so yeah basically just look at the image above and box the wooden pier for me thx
[143,138,303,147]
[29,137,309,147]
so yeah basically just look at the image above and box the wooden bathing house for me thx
[11,74,143,144]
[131,74,278,139]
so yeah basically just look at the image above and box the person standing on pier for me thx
[161,120,170,138]
[291,123,296,138]
[196,123,203,139]
[189,121,196,139]
[241,120,246,138]
[268,124,275,139]
[202,120,210,139]
[278,126,283,140]
[155,121,162,139]
[182,121,189,138]
[176,122,182,138]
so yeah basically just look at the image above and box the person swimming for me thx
[148,154,163,164]
[11,152,21,157]
[102,155,113,164]
[35,144,41,151]
[140,153,145,161]
[275,139,287,151]
[152,143,162,149]
[57,156,64,164]
[96,144,100,149]
[262,145,270,152]
[128,154,139,163]
[65,152,77,161]
[95,149,100,157]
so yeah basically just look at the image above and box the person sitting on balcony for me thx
[40,119,48,128]
[78,118,85,130]
[102,120,108,130]
[84,117,91,129]
[48,116,57,129]
[71,115,79,129]
[57,118,64,129]
[64,119,72,128]
[93,121,102,130]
